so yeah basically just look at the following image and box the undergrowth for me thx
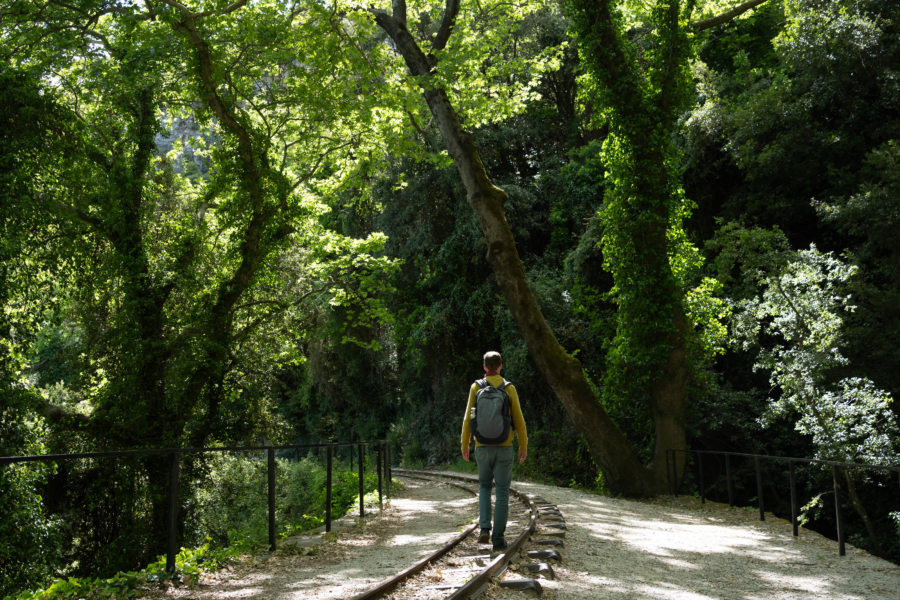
[6,542,236,600]
[7,454,383,600]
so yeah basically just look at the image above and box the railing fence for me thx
[666,449,900,556]
[1,440,392,573]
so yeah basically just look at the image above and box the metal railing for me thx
[666,449,900,556]
[0,440,392,573]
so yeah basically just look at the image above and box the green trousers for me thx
[474,445,514,545]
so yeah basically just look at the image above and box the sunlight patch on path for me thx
[499,480,900,600]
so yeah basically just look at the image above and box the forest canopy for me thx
[2,0,900,592]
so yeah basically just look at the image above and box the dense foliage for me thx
[2,0,899,593]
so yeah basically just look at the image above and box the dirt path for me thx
[139,477,475,600]
[141,475,900,600]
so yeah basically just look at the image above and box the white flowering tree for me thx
[732,245,899,552]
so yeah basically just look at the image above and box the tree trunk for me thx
[567,0,694,491]
[649,310,690,489]
[374,5,661,495]
[841,466,883,555]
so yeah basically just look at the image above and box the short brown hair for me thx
[483,351,502,370]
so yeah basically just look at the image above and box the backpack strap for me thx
[498,380,513,429]
[477,378,510,390]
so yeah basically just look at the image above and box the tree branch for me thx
[291,137,359,190]
[204,0,249,17]
[433,0,461,52]
[38,195,108,236]
[155,0,246,18]
[391,0,407,25]
[373,4,425,82]
[35,398,91,427]
[405,108,430,137]
[774,277,812,339]
[233,283,329,343]
[656,0,687,128]
[693,0,770,32]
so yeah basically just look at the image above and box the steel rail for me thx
[351,472,480,600]
[353,469,540,600]
[448,481,538,599]
[427,471,539,600]
[351,523,478,600]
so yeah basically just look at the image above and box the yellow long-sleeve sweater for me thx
[460,374,527,454]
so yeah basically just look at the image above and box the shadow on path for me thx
[513,480,900,600]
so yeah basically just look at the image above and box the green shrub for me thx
[193,452,381,548]
[8,450,383,600]
[0,399,64,598]
[0,462,64,597]
[7,543,239,600]
[193,453,271,547]
[515,429,601,489]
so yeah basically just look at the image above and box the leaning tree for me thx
[370,0,769,495]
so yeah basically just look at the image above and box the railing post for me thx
[166,452,180,574]
[386,442,391,498]
[833,465,845,556]
[697,451,705,504]
[672,449,690,498]
[666,449,672,495]
[377,443,384,511]
[725,454,735,507]
[358,443,365,518]
[677,449,683,495]
[267,447,276,551]
[325,444,333,533]
[755,456,765,521]
[790,460,799,537]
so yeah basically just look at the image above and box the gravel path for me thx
[140,475,900,600]
[484,479,900,600]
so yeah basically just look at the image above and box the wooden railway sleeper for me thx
[499,578,544,594]
[516,561,556,578]
[526,549,562,561]
[531,537,564,547]
[538,513,565,522]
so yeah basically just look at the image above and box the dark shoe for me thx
[478,529,490,544]
[492,540,508,551]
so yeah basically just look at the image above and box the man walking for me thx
[461,351,527,551]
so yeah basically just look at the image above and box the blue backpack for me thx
[472,378,512,444]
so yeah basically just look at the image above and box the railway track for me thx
[352,469,565,599]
